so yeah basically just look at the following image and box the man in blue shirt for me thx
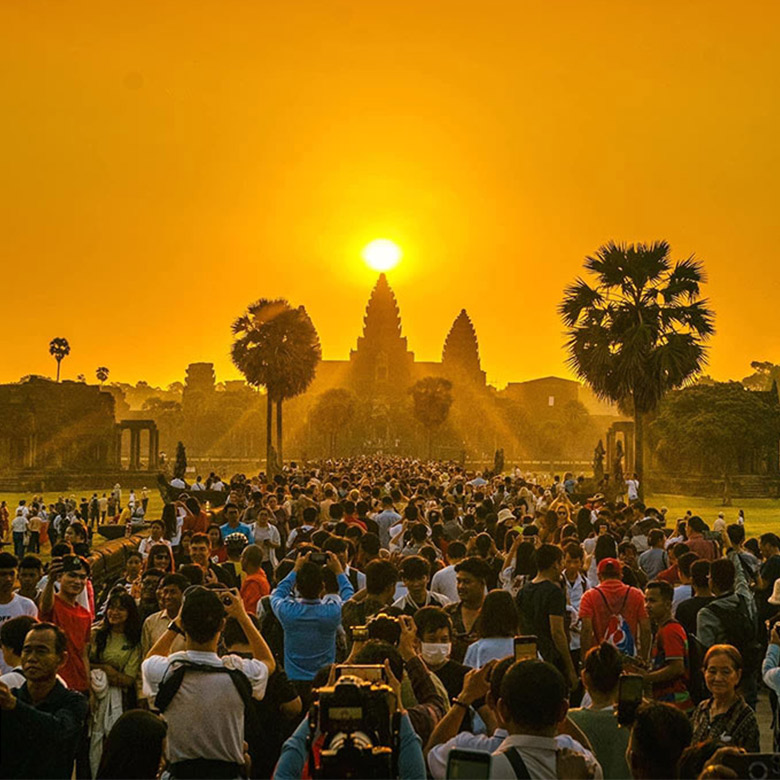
[219,502,254,544]
[373,496,401,549]
[270,551,354,697]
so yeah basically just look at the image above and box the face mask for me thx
[421,642,451,666]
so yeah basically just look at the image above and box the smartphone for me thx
[616,674,644,726]
[351,626,369,642]
[721,753,780,779]
[309,552,328,565]
[514,635,537,662]
[335,664,386,683]
[446,749,492,780]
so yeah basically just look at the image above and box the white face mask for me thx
[421,642,451,667]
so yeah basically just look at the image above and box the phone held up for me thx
[513,635,537,662]
[446,749,491,780]
[616,674,644,727]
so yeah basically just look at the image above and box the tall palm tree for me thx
[560,241,715,498]
[49,337,71,382]
[409,377,454,459]
[231,299,321,470]
[96,366,109,386]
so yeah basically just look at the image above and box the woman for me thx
[501,535,537,596]
[566,643,630,779]
[463,589,518,668]
[207,523,227,563]
[64,521,90,556]
[691,644,760,751]
[145,543,175,574]
[97,710,167,779]
[175,530,193,567]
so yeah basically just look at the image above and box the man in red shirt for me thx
[39,555,91,693]
[657,542,691,585]
[634,580,693,712]
[240,545,271,615]
[579,558,651,661]
[685,517,718,562]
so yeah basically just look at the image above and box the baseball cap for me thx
[597,557,622,576]
[61,555,90,575]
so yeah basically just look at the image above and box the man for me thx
[488,660,601,779]
[0,615,39,689]
[11,509,27,558]
[580,558,650,661]
[322,535,366,592]
[341,559,399,636]
[219,503,254,544]
[671,552,699,615]
[270,551,354,695]
[190,475,205,491]
[189,532,233,586]
[137,519,171,559]
[98,493,108,522]
[239,544,271,615]
[625,473,640,504]
[220,533,249,589]
[516,544,578,689]
[40,555,91,694]
[562,542,589,671]
[96,550,142,612]
[0,623,89,779]
[142,587,274,778]
[431,541,467,604]
[0,553,39,674]
[636,580,693,712]
[757,532,780,622]
[638,529,668,581]
[626,701,693,780]
[685,516,718,561]
[374,495,402,549]
[140,573,188,657]
[137,567,166,621]
[675,559,713,636]
[393,555,450,616]
[446,557,491,663]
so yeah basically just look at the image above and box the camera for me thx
[309,675,400,779]
[367,613,401,646]
[310,552,329,566]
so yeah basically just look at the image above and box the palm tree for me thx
[312,388,356,456]
[49,337,71,382]
[560,241,715,498]
[231,299,321,470]
[96,366,109,386]
[409,377,454,459]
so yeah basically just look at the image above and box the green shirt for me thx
[567,705,630,780]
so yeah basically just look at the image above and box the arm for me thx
[696,607,718,649]
[580,616,595,655]
[637,617,652,661]
[40,558,62,617]
[145,622,182,659]
[762,629,780,695]
[224,590,276,675]
[644,658,685,685]
[726,549,756,618]
[273,714,310,780]
[0,684,88,745]
[550,614,578,688]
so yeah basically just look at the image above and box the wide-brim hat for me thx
[498,508,515,523]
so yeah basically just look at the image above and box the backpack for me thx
[706,595,763,672]
[259,595,285,662]
[596,587,636,656]
[155,659,255,713]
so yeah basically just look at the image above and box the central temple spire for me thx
[360,273,403,343]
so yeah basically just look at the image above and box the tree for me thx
[409,377,454,459]
[231,299,321,470]
[174,441,187,480]
[49,337,71,382]
[653,382,780,503]
[311,388,357,456]
[560,241,715,499]
[742,361,780,392]
[96,366,109,386]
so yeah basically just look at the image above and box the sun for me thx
[362,239,402,272]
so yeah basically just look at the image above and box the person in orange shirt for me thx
[240,544,270,615]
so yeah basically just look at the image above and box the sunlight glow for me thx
[362,239,402,272]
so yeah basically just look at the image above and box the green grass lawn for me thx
[646,493,780,537]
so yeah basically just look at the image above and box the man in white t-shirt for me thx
[431,542,467,604]
[142,587,275,776]
[0,553,39,674]
[626,474,640,503]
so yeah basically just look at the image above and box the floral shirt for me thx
[691,696,760,752]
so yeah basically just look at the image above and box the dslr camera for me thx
[309,675,400,779]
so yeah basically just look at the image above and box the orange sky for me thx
[2,1,778,389]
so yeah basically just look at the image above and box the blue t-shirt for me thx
[220,522,255,544]
[463,637,515,668]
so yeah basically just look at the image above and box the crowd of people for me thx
[1,458,779,779]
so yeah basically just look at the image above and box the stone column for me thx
[130,428,140,471]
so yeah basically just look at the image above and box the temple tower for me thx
[442,309,486,386]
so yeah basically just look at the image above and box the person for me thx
[97,551,143,612]
[638,529,668,581]
[487,659,601,778]
[270,550,354,697]
[691,644,760,751]
[239,544,271,615]
[0,623,89,779]
[145,542,176,575]
[374,495,403,548]
[137,519,172,559]
[220,532,249,589]
[566,643,629,779]
[464,589,518,668]
[64,521,90,556]
[430,540,467,603]
[0,615,39,689]
[219,503,254,544]
[685,516,718,561]
[635,580,693,712]
[140,573,188,657]
[516,544,578,689]
[250,507,280,583]
[762,620,780,751]
[97,709,167,780]
[11,509,28,559]
[99,494,108,523]
[562,542,588,672]
[17,554,43,604]
[137,568,166,621]
[40,554,92,693]
[393,555,450,615]
[445,556,491,663]
[671,551,699,614]
[675,559,713,636]
[26,509,41,554]
[189,532,233,586]
[341,559,399,637]
[579,557,650,662]
[626,701,693,780]
[142,586,275,778]
[626,474,640,504]
[756,532,780,622]
[0,552,39,674]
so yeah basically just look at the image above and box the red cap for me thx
[597,557,622,576]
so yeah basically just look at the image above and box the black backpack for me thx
[706,595,763,672]
[155,660,254,713]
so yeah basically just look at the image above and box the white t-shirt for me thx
[0,594,39,673]
[253,524,281,565]
[431,565,459,604]
[626,479,639,501]
[12,514,28,533]
[142,650,269,764]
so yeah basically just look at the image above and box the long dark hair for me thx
[97,710,167,779]
[94,590,142,659]
[513,541,538,579]
[145,543,175,573]
[161,503,177,541]
[475,589,518,638]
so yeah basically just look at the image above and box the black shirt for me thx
[516,579,567,666]
[1,681,88,779]
[676,595,715,636]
